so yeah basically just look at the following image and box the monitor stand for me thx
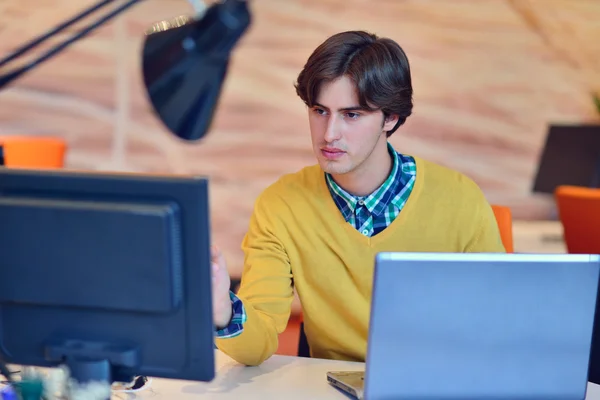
[66,358,111,387]
[45,339,139,400]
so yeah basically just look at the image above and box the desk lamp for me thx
[0,0,252,141]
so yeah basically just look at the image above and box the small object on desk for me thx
[327,371,365,399]
[112,375,151,393]
[42,365,69,400]
[67,380,111,400]
[1,386,18,400]
[13,379,45,400]
[541,233,565,243]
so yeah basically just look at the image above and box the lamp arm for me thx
[0,0,251,142]
[0,0,147,90]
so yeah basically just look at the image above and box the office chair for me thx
[555,185,600,254]
[0,136,66,168]
[491,204,514,253]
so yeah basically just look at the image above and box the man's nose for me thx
[323,115,342,143]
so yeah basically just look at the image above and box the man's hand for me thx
[211,245,233,329]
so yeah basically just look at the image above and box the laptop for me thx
[327,252,600,400]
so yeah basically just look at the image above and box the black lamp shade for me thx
[142,1,251,141]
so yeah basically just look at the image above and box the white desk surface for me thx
[129,350,363,399]
[127,350,600,400]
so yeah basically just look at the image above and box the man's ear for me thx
[383,114,399,132]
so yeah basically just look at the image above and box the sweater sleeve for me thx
[214,191,294,366]
[464,198,507,253]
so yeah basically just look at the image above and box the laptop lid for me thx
[364,253,600,400]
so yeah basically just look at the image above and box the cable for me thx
[0,361,13,383]
[111,376,152,393]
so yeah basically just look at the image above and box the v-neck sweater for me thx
[214,156,505,366]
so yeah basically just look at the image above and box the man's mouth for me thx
[321,148,345,160]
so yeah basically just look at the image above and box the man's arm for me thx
[465,200,507,253]
[214,192,294,366]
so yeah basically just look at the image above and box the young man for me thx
[211,31,505,366]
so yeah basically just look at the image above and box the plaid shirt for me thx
[215,291,247,339]
[326,143,416,237]
[215,143,416,339]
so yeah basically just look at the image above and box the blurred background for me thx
[1,0,599,353]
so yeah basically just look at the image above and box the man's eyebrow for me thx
[313,102,364,112]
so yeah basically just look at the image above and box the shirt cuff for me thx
[214,291,247,339]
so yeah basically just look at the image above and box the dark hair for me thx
[294,31,413,137]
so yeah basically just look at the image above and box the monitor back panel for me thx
[533,125,600,194]
[0,168,215,383]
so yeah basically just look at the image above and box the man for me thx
[211,30,505,366]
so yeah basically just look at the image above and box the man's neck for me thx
[331,143,393,197]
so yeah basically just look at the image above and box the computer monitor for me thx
[0,167,215,385]
[532,124,600,194]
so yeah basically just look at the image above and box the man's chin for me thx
[318,159,351,175]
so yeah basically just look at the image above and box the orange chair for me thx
[555,185,600,254]
[0,136,67,169]
[491,204,514,253]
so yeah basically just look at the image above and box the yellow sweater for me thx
[214,156,505,366]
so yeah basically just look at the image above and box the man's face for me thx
[308,75,398,177]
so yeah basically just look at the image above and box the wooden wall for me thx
[1,0,599,276]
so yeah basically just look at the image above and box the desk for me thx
[512,220,566,254]
[128,350,600,400]
[130,351,363,399]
